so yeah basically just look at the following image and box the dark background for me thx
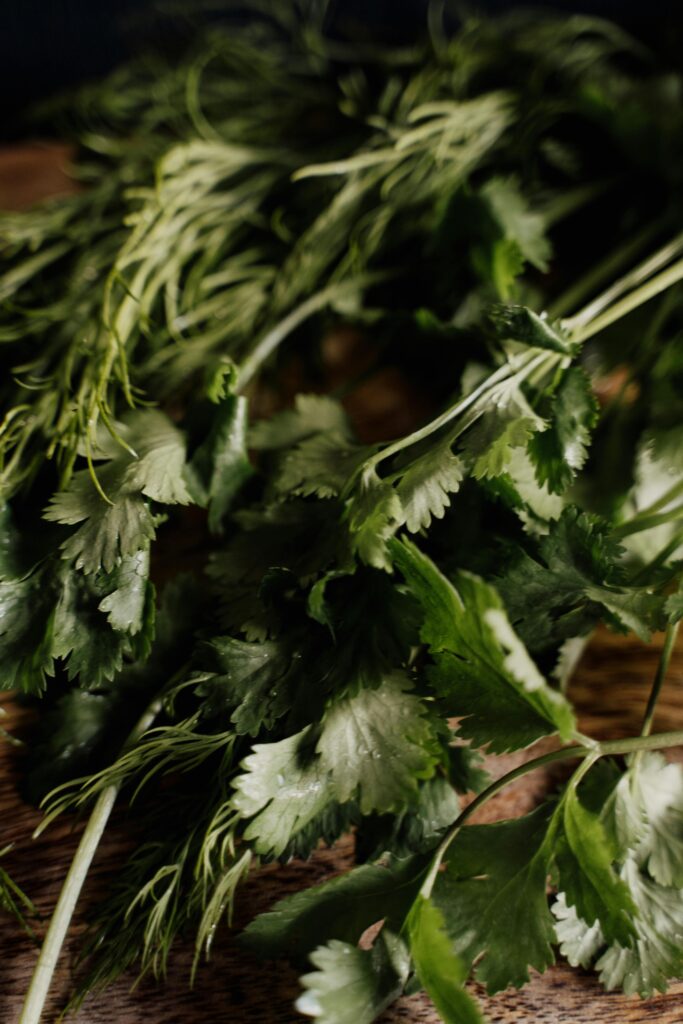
[0,0,680,136]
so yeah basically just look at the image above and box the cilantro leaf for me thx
[0,569,55,692]
[407,897,484,1024]
[119,410,193,505]
[434,805,556,992]
[44,410,193,574]
[492,447,565,526]
[97,550,154,635]
[529,367,599,494]
[489,305,571,354]
[208,500,342,638]
[391,537,575,751]
[44,473,157,575]
[346,474,403,572]
[555,783,638,947]
[296,932,411,1024]
[396,445,464,533]
[317,673,440,814]
[51,549,154,685]
[231,729,330,857]
[606,753,683,888]
[554,860,683,997]
[480,177,551,273]
[250,395,351,451]
[24,573,206,801]
[459,387,546,481]
[496,507,665,653]
[188,394,252,532]
[276,433,370,499]
[358,774,460,861]
[197,635,299,736]
[241,854,428,958]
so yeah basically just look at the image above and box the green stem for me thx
[236,276,382,391]
[547,220,663,319]
[18,699,162,1024]
[639,622,680,740]
[631,530,683,585]
[359,350,549,480]
[570,253,683,345]
[613,505,683,539]
[420,728,683,899]
[619,478,683,529]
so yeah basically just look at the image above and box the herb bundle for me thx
[2,4,683,1022]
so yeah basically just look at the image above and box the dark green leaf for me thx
[391,537,575,751]
[242,855,428,958]
[529,367,598,494]
[434,805,556,992]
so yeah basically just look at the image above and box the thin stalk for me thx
[357,350,549,480]
[562,230,683,330]
[619,478,683,529]
[570,254,683,345]
[613,505,683,540]
[547,220,662,319]
[631,530,683,585]
[18,699,162,1024]
[419,728,683,898]
[236,276,383,391]
[639,622,680,740]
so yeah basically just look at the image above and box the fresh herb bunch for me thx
[2,3,683,1023]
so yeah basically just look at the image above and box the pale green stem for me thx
[419,728,683,899]
[359,350,550,480]
[18,699,162,1024]
[619,478,683,529]
[237,277,382,391]
[639,622,680,741]
[570,254,683,345]
[547,220,662,319]
[563,231,683,330]
[631,531,683,585]
[613,505,683,540]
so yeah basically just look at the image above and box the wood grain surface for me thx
[2,144,683,1024]
[0,628,682,1024]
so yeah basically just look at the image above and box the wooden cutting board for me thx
[2,144,683,1024]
